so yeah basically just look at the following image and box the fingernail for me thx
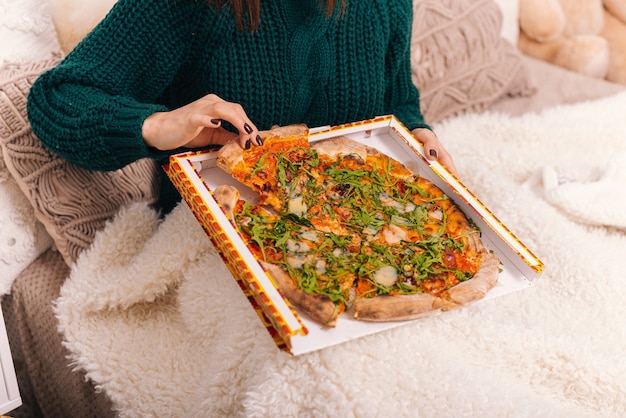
[429,149,438,158]
[244,123,253,134]
[211,118,221,125]
[245,139,251,149]
[255,135,263,146]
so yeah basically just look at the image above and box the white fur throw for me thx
[56,92,626,417]
[534,151,626,230]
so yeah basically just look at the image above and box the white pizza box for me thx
[165,116,543,355]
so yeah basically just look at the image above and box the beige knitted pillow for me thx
[0,53,160,266]
[411,0,535,124]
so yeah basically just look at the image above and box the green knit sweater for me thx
[27,0,428,213]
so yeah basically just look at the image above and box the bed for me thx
[1,0,625,417]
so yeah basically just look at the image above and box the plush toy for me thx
[600,3,626,84]
[518,0,626,84]
[49,0,117,53]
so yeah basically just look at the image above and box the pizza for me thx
[214,125,500,327]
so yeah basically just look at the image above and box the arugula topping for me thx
[248,153,268,179]
[233,145,481,304]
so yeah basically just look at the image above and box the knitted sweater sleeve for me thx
[384,0,431,131]
[27,0,206,171]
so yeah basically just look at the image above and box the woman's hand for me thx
[142,94,262,151]
[412,128,458,176]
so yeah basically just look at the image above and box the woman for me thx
[27,0,455,214]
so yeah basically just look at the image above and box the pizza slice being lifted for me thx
[214,125,500,327]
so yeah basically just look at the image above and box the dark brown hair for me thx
[207,0,346,31]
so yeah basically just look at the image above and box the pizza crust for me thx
[313,136,414,180]
[353,252,500,322]
[312,136,369,160]
[260,261,338,327]
[213,185,240,220]
[435,252,500,309]
[353,292,442,321]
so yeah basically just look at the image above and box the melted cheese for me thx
[315,259,327,274]
[382,224,407,244]
[288,195,307,217]
[373,266,398,287]
[286,239,312,253]
[299,230,319,242]
[286,255,306,269]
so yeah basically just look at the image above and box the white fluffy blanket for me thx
[56,92,626,417]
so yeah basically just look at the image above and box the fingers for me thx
[412,128,459,176]
[199,95,262,149]
[143,94,263,151]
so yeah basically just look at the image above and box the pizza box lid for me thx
[164,116,544,355]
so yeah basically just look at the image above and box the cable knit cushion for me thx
[0,139,52,293]
[0,54,160,266]
[411,0,535,124]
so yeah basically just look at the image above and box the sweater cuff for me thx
[104,102,172,167]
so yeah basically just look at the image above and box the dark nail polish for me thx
[256,135,263,146]
[211,118,221,125]
[429,149,438,158]
[245,139,251,149]
[244,123,253,134]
